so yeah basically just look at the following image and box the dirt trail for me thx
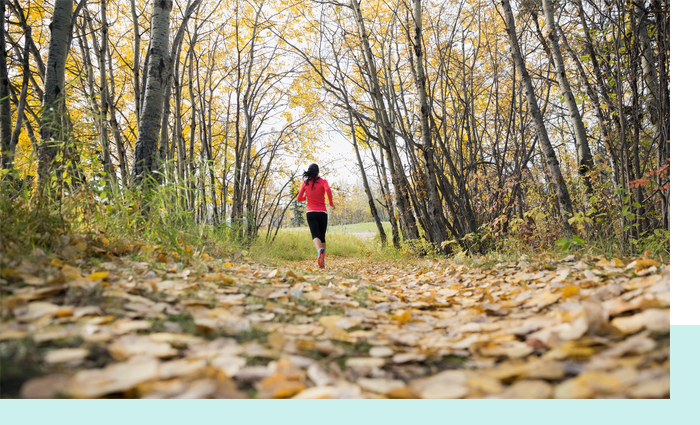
[1,251,669,398]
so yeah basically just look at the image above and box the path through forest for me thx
[1,244,669,398]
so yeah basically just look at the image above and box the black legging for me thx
[306,212,328,243]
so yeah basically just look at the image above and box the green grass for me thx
[252,222,434,265]
[251,229,372,263]
[328,221,391,234]
[282,221,393,238]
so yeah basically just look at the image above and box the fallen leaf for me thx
[611,309,670,334]
[369,346,394,358]
[20,374,71,398]
[499,379,553,399]
[108,335,178,360]
[88,271,110,281]
[410,370,469,399]
[158,358,207,380]
[45,348,90,364]
[67,356,160,398]
[357,378,406,395]
[256,373,306,398]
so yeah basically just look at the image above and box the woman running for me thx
[296,163,335,268]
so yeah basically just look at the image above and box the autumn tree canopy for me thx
[0,0,669,253]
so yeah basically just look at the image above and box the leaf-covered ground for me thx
[0,238,669,398]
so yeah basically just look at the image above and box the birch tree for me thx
[542,0,594,195]
[38,0,74,186]
[132,0,173,185]
[0,0,12,170]
[500,0,573,236]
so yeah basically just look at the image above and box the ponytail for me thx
[302,163,320,189]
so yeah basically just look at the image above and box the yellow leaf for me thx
[214,273,235,284]
[392,310,412,325]
[88,272,110,281]
[635,259,659,268]
[560,341,595,357]
[562,285,580,299]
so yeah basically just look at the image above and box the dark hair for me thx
[302,163,320,188]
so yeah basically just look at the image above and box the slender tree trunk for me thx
[241,2,263,240]
[174,46,186,184]
[635,0,665,227]
[0,0,13,170]
[158,0,202,174]
[372,143,401,248]
[188,43,197,210]
[349,0,419,240]
[132,0,173,185]
[92,1,116,182]
[4,27,30,171]
[412,0,449,251]
[634,2,661,147]
[574,0,622,191]
[130,0,141,127]
[347,107,387,246]
[652,0,669,230]
[558,24,617,185]
[38,0,74,187]
[612,10,631,242]
[542,0,594,195]
[500,0,573,237]
[106,41,129,182]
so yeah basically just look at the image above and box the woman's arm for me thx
[296,182,307,201]
[324,180,334,207]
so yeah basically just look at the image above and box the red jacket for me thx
[297,178,334,211]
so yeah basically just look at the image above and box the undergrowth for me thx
[0,173,669,267]
[0,179,245,263]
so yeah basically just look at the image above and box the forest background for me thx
[0,0,673,260]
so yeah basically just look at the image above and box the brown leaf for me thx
[256,373,306,398]
[410,370,470,399]
[67,356,160,398]
[20,374,71,398]
[611,309,670,334]
[158,358,207,380]
[357,378,406,395]
[108,335,178,360]
[499,379,553,399]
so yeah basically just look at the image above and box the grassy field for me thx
[251,221,399,265]
[327,221,391,234]
[284,221,392,235]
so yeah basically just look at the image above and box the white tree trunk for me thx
[501,0,574,236]
[542,0,594,193]
[132,0,172,185]
[349,0,419,240]
[38,0,73,185]
[412,0,448,250]
[0,0,12,170]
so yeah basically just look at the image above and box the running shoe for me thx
[318,249,325,269]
